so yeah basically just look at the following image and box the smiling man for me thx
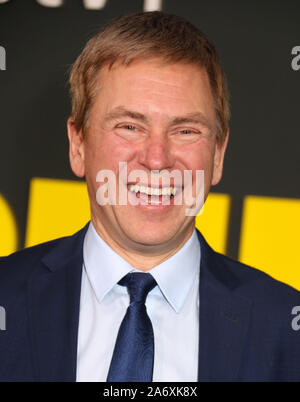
[1,11,300,382]
[68,57,226,269]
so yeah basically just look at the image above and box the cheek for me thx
[178,144,215,193]
[111,138,137,165]
[85,133,138,175]
[179,143,215,172]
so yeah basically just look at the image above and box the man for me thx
[0,11,300,382]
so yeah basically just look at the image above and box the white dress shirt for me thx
[76,221,200,382]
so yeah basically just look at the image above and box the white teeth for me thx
[128,184,176,197]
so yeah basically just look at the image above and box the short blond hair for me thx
[69,11,230,143]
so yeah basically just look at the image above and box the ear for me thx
[211,130,229,186]
[67,117,85,178]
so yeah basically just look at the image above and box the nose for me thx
[138,136,175,172]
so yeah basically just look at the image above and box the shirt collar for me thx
[83,221,200,313]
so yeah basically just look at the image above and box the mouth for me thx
[127,183,179,206]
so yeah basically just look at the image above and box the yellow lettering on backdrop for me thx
[0,194,18,256]
[26,178,231,254]
[20,180,300,290]
[239,196,300,290]
[25,178,90,247]
[195,193,231,254]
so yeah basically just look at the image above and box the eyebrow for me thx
[171,113,214,131]
[104,107,214,131]
[104,107,149,124]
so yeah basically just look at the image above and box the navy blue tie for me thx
[107,272,157,382]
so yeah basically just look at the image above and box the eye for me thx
[178,128,201,136]
[121,125,137,131]
[179,129,193,135]
[171,127,203,144]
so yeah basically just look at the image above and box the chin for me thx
[122,223,181,248]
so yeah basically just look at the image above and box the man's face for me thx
[68,59,228,254]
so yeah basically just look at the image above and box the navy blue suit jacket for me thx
[1,223,300,381]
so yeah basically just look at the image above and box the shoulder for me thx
[219,252,300,304]
[0,223,88,299]
[198,236,300,354]
[0,223,89,277]
[0,237,64,278]
[211,250,300,342]
[0,238,63,296]
[196,229,300,308]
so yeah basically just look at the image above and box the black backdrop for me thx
[0,0,299,259]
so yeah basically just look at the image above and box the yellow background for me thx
[1,178,299,290]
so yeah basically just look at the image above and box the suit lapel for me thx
[27,224,88,381]
[197,232,253,381]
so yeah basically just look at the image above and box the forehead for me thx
[98,58,211,93]
[92,58,216,123]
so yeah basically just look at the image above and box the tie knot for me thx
[118,272,157,304]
